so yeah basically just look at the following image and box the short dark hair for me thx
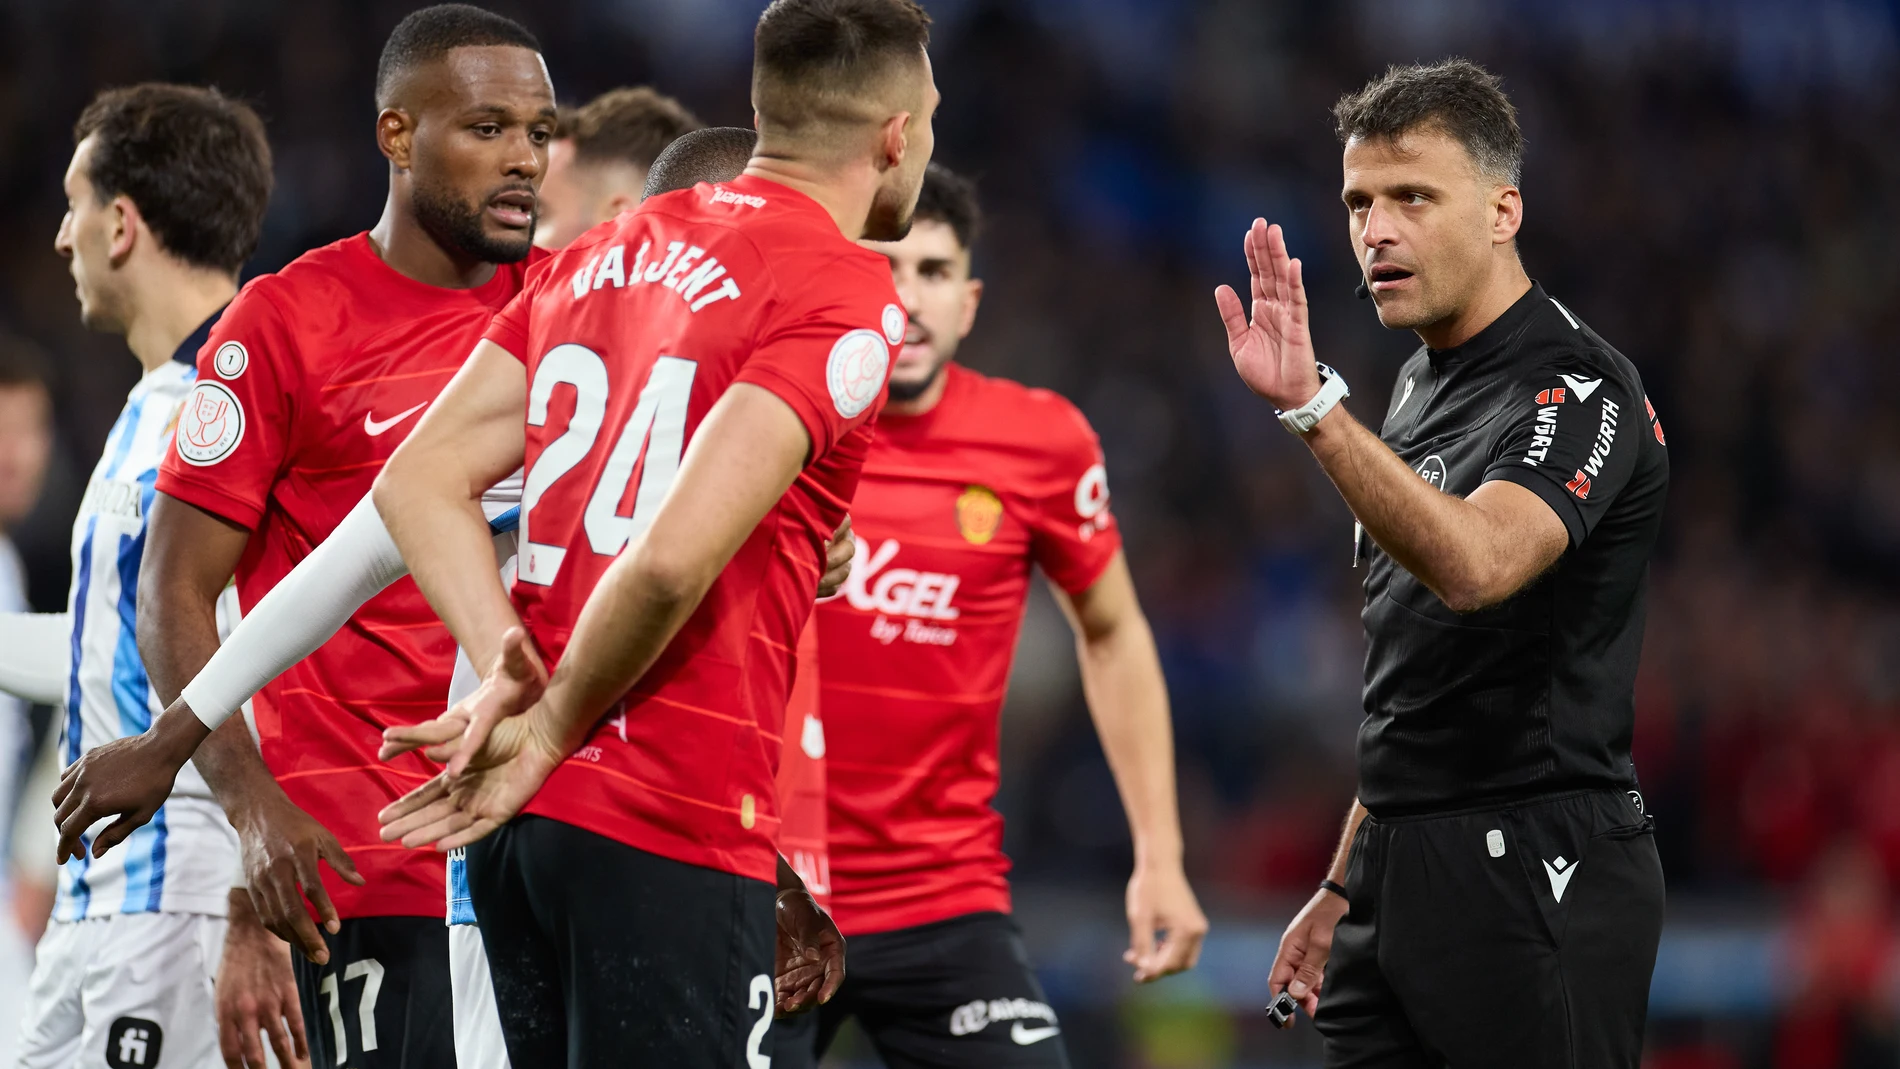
[73,84,272,276]
[754,0,931,130]
[912,163,979,249]
[376,4,541,108]
[643,127,757,199]
[562,87,703,171]
[1332,58,1523,184]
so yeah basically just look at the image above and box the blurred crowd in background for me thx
[0,0,1895,1065]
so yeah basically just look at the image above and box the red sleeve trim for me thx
[732,362,837,462]
[154,470,264,531]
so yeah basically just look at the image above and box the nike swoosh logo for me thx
[1559,375,1602,402]
[1010,1023,1061,1046]
[364,402,428,436]
[1542,858,1579,902]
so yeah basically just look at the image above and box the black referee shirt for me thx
[1356,283,1669,814]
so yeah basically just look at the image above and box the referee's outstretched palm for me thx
[1216,220,1323,413]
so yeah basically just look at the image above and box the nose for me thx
[503,130,543,181]
[1360,199,1400,251]
[891,268,920,315]
[54,211,73,258]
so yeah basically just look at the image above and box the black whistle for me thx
[1267,992,1299,1028]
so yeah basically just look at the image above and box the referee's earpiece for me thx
[1355,278,1370,300]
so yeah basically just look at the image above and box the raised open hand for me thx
[1214,220,1322,411]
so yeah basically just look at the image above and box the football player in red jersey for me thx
[369,0,934,1062]
[771,163,1209,1069]
[51,7,556,1067]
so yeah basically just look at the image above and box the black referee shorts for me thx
[1315,788,1664,1069]
[466,814,776,1069]
[770,911,1069,1069]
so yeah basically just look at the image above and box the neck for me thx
[742,154,877,240]
[885,362,951,417]
[124,266,238,373]
[368,191,499,290]
[1415,258,1532,350]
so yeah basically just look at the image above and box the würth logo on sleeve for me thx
[175,381,245,466]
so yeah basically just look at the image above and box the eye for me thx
[473,123,502,137]
[1401,192,1428,206]
[921,263,949,280]
[529,128,552,146]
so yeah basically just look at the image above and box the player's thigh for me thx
[293,916,455,1069]
[504,815,776,1069]
[1555,812,1665,1069]
[1312,823,1433,1069]
[767,1007,822,1069]
[467,821,566,1067]
[17,919,88,1069]
[448,922,512,1069]
[69,912,224,1069]
[851,913,1069,1069]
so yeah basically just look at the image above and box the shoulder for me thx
[233,235,367,325]
[1511,296,1645,394]
[950,368,1103,475]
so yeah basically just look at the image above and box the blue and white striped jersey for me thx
[58,318,239,920]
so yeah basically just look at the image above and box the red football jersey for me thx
[777,621,829,908]
[481,175,898,885]
[816,364,1120,935]
[157,234,537,918]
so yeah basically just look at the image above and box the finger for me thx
[1288,256,1310,327]
[267,863,330,964]
[89,809,151,858]
[218,1002,245,1069]
[238,1014,266,1069]
[399,807,478,851]
[317,831,366,887]
[817,948,846,1005]
[1214,285,1251,343]
[380,716,466,761]
[1125,910,1157,977]
[282,976,311,1062]
[294,849,342,936]
[52,762,76,807]
[378,773,450,827]
[55,809,90,866]
[445,704,507,781]
[1244,220,1267,305]
[263,1000,298,1069]
[1288,958,1325,1001]
[381,795,466,844]
[437,816,503,852]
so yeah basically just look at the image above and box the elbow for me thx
[628,545,714,613]
[1431,557,1517,614]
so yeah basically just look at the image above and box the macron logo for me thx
[1542,855,1579,902]
[711,186,766,209]
[1559,375,1602,402]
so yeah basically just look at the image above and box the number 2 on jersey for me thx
[518,345,697,585]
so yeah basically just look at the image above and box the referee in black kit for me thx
[1215,60,1669,1067]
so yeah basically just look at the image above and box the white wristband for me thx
[1276,363,1349,435]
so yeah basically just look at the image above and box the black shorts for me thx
[770,911,1068,1069]
[1315,789,1665,1069]
[466,814,775,1068]
[290,915,454,1069]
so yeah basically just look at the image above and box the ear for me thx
[107,195,139,266]
[879,110,912,173]
[603,190,640,219]
[957,277,983,341]
[1492,184,1524,246]
[378,107,417,170]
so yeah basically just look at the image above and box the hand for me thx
[773,888,845,1017]
[816,517,856,600]
[380,627,547,779]
[1267,888,1349,1026]
[217,891,311,1068]
[1124,861,1209,983]
[1215,220,1323,412]
[231,792,365,965]
[378,709,565,851]
[52,724,197,864]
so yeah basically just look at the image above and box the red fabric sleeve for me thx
[155,284,301,530]
[732,255,896,463]
[1027,399,1121,595]
[481,284,535,362]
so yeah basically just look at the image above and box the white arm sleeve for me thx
[181,495,410,730]
[0,611,72,705]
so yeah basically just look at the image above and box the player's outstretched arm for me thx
[1217,219,1566,611]
[379,383,813,850]
[1053,550,1209,983]
[0,611,71,705]
[373,339,530,678]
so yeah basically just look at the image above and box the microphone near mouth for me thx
[1355,279,1370,300]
